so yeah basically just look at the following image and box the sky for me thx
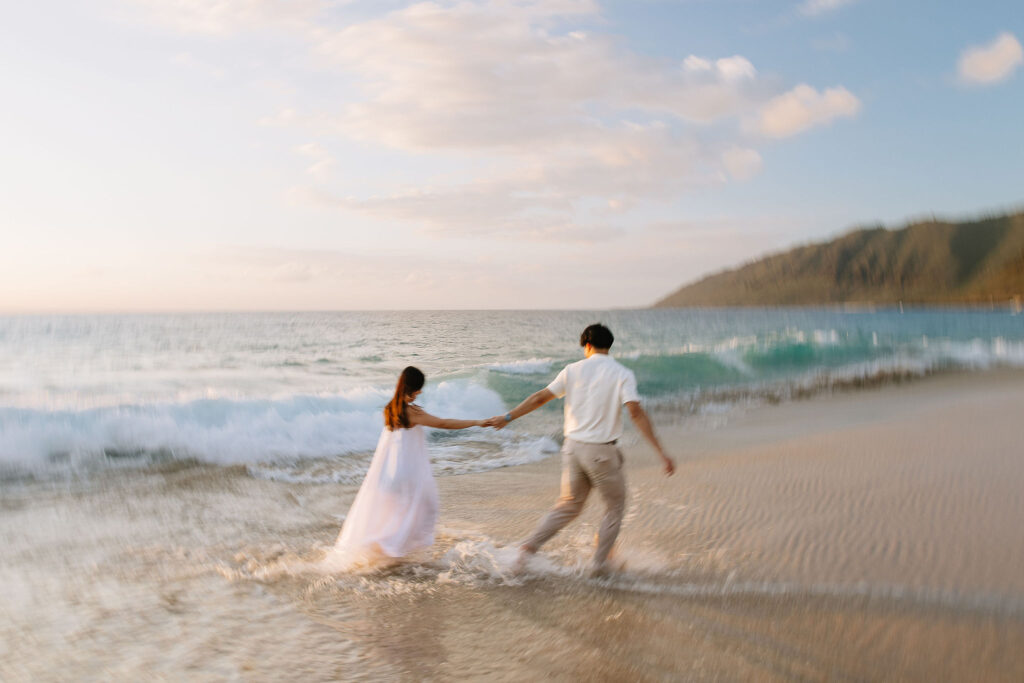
[2,0,1022,312]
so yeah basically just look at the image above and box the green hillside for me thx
[654,210,1024,307]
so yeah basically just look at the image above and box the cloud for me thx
[199,244,568,308]
[289,181,623,244]
[125,0,326,35]
[289,2,784,235]
[799,0,857,16]
[681,55,757,82]
[957,32,1023,85]
[288,120,744,242]
[235,214,793,308]
[316,3,765,152]
[294,143,335,180]
[756,84,861,138]
[721,146,763,180]
[123,0,857,242]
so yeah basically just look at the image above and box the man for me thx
[486,323,675,576]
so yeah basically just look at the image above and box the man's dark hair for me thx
[580,323,614,349]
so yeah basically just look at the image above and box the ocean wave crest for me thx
[486,358,555,375]
[0,380,508,479]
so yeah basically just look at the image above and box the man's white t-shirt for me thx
[545,353,640,444]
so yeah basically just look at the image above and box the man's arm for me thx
[626,401,675,476]
[485,389,556,429]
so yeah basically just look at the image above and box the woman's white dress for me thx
[331,424,439,566]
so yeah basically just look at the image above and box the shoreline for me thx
[3,368,1023,680]
[413,367,1024,679]
[440,367,1024,594]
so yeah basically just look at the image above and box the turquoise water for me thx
[1,309,1022,479]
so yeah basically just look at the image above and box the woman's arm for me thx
[407,405,483,430]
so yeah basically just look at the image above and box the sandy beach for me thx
[425,369,1024,680]
[3,369,1024,681]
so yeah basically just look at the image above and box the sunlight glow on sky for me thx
[2,0,1022,311]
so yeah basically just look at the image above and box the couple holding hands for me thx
[333,324,675,576]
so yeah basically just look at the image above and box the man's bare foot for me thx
[512,545,536,574]
[586,562,613,579]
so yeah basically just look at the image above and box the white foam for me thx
[711,347,754,375]
[645,336,1024,422]
[939,337,1024,368]
[273,532,680,593]
[486,358,555,375]
[812,329,840,345]
[419,379,506,419]
[245,434,558,485]
[0,379,511,477]
[216,532,1024,617]
[436,537,525,585]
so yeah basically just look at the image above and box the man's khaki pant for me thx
[522,439,626,568]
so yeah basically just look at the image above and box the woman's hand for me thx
[483,415,508,430]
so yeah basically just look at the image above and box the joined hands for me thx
[482,415,510,430]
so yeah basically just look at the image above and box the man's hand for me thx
[483,415,508,430]
[660,454,676,476]
[626,401,674,477]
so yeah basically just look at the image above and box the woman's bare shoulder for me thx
[406,404,426,423]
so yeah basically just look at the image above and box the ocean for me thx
[3,309,1024,680]
[2,308,1022,482]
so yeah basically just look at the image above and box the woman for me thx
[330,366,485,568]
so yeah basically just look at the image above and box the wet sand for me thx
[430,368,1024,680]
[447,369,1024,590]
[3,370,1024,681]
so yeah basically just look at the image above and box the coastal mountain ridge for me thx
[654,209,1024,307]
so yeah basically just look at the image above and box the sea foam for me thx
[0,380,510,478]
[486,358,555,375]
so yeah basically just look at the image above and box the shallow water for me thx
[3,311,1024,680]
[5,373,1024,682]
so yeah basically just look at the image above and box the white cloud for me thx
[317,4,764,153]
[757,84,861,138]
[123,0,858,243]
[200,244,596,309]
[287,120,739,242]
[125,0,326,35]
[721,147,763,181]
[290,180,623,244]
[799,0,857,16]
[294,143,335,180]
[682,54,756,82]
[281,213,795,308]
[288,2,782,235]
[714,56,758,82]
[957,32,1023,85]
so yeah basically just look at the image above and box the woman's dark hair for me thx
[384,366,425,430]
[580,323,614,349]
